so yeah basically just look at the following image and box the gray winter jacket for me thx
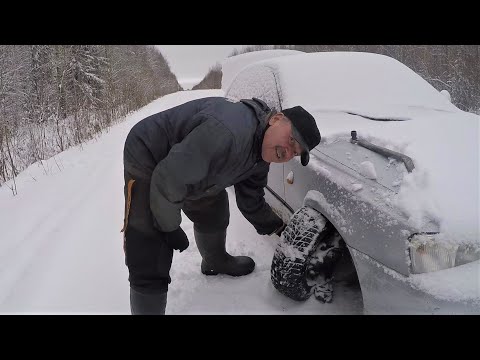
[123,96,283,234]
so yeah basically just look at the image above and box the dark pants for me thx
[123,170,230,294]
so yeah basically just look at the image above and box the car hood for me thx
[309,107,479,246]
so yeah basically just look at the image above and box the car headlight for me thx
[408,233,480,274]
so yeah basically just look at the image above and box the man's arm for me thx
[150,116,234,232]
[234,163,284,235]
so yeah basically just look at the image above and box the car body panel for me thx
[350,248,480,314]
[267,162,285,199]
[283,150,418,276]
[317,138,408,193]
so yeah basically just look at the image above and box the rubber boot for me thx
[130,287,167,315]
[194,229,255,276]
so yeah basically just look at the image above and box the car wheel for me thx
[270,206,334,301]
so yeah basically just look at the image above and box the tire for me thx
[271,206,333,301]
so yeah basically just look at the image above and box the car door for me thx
[266,162,285,199]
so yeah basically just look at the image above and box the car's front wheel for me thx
[270,206,338,301]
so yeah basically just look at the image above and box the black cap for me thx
[282,106,321,166]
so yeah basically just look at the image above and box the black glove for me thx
[165,227,189,252]
[270,222,287,237]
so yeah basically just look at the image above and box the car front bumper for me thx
[349,247,480,315]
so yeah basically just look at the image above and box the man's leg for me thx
[123,171,173,314]
[183,190,255,276]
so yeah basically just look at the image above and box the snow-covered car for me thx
[225,51,480,314]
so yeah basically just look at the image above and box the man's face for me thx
[261,113,304,164]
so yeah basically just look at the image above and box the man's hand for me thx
[165,227,189,252]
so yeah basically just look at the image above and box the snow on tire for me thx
[271,206,332,301]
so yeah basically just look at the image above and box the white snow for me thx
[309,159,332,179]
[409,260,480,303]
[286,171,294,184]
[351,184,363,192]
[359,161,378,180]
[440,89,452,102]
[0,90,362,315]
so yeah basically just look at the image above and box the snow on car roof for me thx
[257,51,458,114]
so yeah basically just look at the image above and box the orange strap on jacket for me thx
[121,179,136,233]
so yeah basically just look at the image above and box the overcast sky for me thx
[156,45,246,89]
